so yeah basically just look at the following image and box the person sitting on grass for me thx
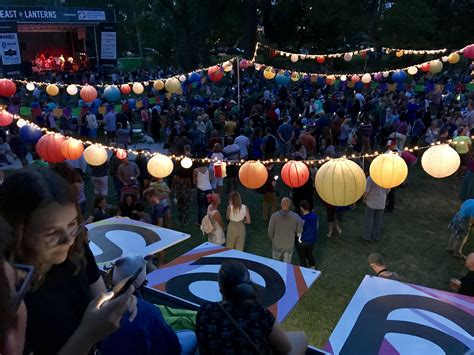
[367,253,401,281]
[449,252,474,297]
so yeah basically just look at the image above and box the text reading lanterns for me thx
[83,144,108,166]
[238,161,268,189]
[369,153,408,189]
[147,154,174,178]
[315,158,366,206]
[36,133,66,163]
[281,160,310,188]
[60,138,84,161]
[421,144,460,178]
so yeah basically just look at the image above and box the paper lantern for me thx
[16,118,26,128]
[0,110,13,126]
[80,85,97,102]
[116,148,127,160]
[0,79,16,97]
[395,50,404,58]
[290,54,299,63]
[148,154,174,178]
[208,66,224,82]
[429,60,443,74]
[326,75,336,85]
[181,157,193,169]
[188,72,201,83]
[36,133,66,163]
[83,144,108,166]
[290,72,300,82]
[343,53,353,62]
[46,84,59,96]
[420,63,430,72]
[463,44,474,59]
[315,158,366,206]
[275,72,290,86]
[240,59,250,69]
[20,125,42,143]
[165,77,181,93]
[60,138,84,160]
[421,144,460,178]
[103,85,121,102]
[153,80,165,91]
[382,71,389,78]
[66,85,78,96]
[132,82,144,95]
[26,83,35,91]
[442,56,449,62]
[316,56,325,64]
[369,153,408,189]
[239,161,268,189]
[448,52,460,64]
[214,162,227,178]
[263,67,276,80]
[350,74,360,83]
[392,70,407,83]
[361,73,372,84]
[373,72,381,81]
[340,75,347,81]
[281,160,310,188]
[222,61,233,72]
[408,66,418,75]
[120,84,131,95]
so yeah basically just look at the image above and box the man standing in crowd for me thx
[234,129,250,160]
[268,197,303,263]
[363,175,390,242]
[118,157,141,188]
[277,115,294,157]
[368,253,401,281]
[90,160,109,198]
[103,105,117,143]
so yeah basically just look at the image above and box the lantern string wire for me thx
[5,109,469,167]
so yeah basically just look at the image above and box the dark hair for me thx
[0,220,15,350]
[218,260,257,306]
[94,195,107,209]
[300,200,310,211]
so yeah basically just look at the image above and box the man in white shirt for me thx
[363,176,390,242]
[234,130,250,160]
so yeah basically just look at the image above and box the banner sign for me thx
[0,6,114,24]
[0,22,21,77]
[99,22,117,61]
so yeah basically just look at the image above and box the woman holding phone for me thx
[0,167,136,355]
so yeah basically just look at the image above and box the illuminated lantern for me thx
[290,72,300,82]
[214,162,227,178]
[350,74,360,83]
[181,157,193,169]
[420,63,430,72]
[316,56,325,64]
[188,72,201,83]
[120,84,132,95]
[448,52,460,64]
[178,75,186,83]
[0,110,13,126]
[315,158,366,206]
[116,148,127,160]
[132,82,144,95]
[0,79,16,97]
[147,154,174,178]
[290,54,299,63]
[340,75,347,81]
[66,85,78,96]
[421,144,460,178]
[395,50,404,57]
[408,66,418,75]
[36,133,66,163]
[281,160,310,188]
[369,153,408,189]
[263,67,276,80]
[382,71,389,78]
[463,44,474,59]
[153,80,165,91]
[361,73,372,84]
[60,138,84,160]
[83,144,108,166]
[19,125,42,143]
[222,61,233,72]
[240,59,250,69]
[392,70,407,83]
[26,83,35,91]
[429,60,443,74]
[103,85,121,102]
[16,118,26,128]
[343,53,353,62]
[208,66,224,82]
[275,72,290,86]
[80,85,97,102]
[239,161,267,189]
[441,56,449,62]
[46,84,59,96]
[326,75,335,85]
[165,77,181,93]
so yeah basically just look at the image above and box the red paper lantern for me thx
[120,84,131,95]
[208,66,224,82]
[463,44,474,59]
[281,160,310,188]
[316,55,325,64]
[116,148,127,160]
[0,110,13,126]
[351,74,360,83]
[60,138,84,160]
[0,79,16,97]
[80,85,98,102]
[36,133,67,163]
[420,63,430,72]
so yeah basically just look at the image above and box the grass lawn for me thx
[83,164,472,348]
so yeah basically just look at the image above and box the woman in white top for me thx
[209,143,224,192]
[226,191,251,251]
[193,162,214,225]
[206,194,225,245]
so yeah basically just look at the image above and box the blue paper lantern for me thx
[103,86,121,102]
[20,125,42,144]
[188,72,201,83]
[275,72,290,86]
[392,70,407,84]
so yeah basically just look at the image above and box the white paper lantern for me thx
[361,73,372,84]
[222,61,233,72]
[83,145,108,166]
[66,85,78,96]
[290,54,299,62]
[343,53,353,62]
[17,118,26,128]
[179,75,187,82]
[147,154,174,178]
[421,144,460,178]
[441,56,449,62]
[408,66,418,75]
[181,157,193,169]
[26,83,35,91]
[340,75,347,81]
[132,82,144,95]
[383,71,389,78]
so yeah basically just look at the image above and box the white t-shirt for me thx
[234,135,250,158]
[229,205,247,222]
[86,114,98,129]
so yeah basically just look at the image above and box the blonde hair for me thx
[229,191,242,212]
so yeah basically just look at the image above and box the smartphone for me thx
[111,267,142,298]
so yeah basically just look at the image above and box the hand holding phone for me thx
[111,267,142,298]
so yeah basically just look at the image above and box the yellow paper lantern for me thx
[448,52,460,64]
[369,153,408,188]
[361,73,372,84]
[26,83,35,91]
[46,84,59,96]
[395,50,404,57]
[239,161,268,189]
[165,77,181,94]
[290,72,300,82]
[343,53,353,62]
[222,61,233,72]
[421,144,460,178]
[181,157,193,169]
[66,85,78,96]
[147,154,174,178]
[83,144,108,166]
[263,67,276,80]
[315,158,366,206]
[429,60,443,74]
[408,66,418,75]
[153,80,165,91]
[132,82,144,95]
[290,54,299,62]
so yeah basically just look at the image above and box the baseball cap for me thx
[368,252,384,265]
[112,255,147,289]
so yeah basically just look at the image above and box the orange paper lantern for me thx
[80,85,98,102]
[60,138,84,160]
[281,160,310,188]
[0,79,16,97]
[208,66,224,82]
[0,110,13,126]
[316,56,325,64]
[120,84,131,95]
[36,133,66,163]
[420,63,430,72]
[238,161,268,189]
[116,148,128,160]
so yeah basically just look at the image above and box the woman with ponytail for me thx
[196,260,307,354]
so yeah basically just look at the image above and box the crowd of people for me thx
[1,64,474,354]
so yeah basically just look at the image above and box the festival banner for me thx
[0,22,21,77]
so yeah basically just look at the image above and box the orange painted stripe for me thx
[162,246,226,268]
[153,283,166,292]
[293,266,308,297]
[268,302,278,319]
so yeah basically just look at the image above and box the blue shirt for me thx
[459,199,474,218]
[278,123,293,142]
[300,212,318,244]
[104,112,117,131]
[151,201,168,225]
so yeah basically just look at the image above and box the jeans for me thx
[197,189,212,224]
[363,207,384,241]
[272,247,293,263]
[296,242,315,267]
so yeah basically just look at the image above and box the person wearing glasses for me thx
[0,167,136,355]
